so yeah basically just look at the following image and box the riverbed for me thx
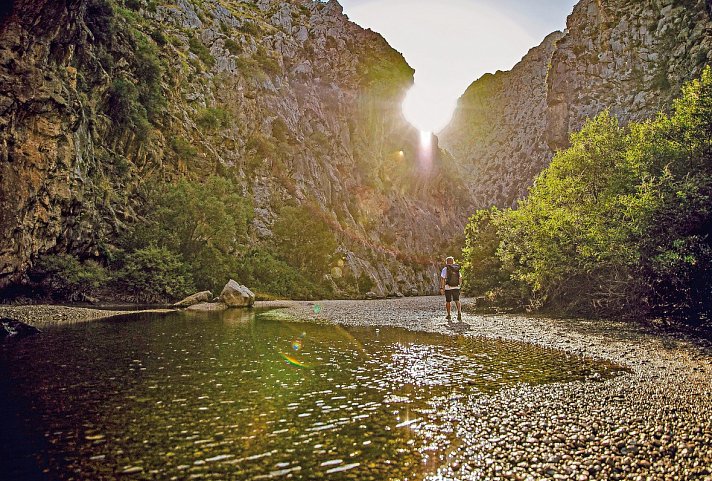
[1,297,710,480]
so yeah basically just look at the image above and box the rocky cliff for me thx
[0,0,471,296]
[441,0,712,208]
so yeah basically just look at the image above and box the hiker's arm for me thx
[439,273,445,291]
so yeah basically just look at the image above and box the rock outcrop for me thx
[0,0,471,297]
[173,290,213,308]
[441,0,712,208]
[220,279,255,307]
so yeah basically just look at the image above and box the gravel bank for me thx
[0,304,176,328]
[272,296,712,481]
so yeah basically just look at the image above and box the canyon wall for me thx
[0,0,471,295]
[441,0,712,209]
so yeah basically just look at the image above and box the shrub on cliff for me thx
[189,36,215,68]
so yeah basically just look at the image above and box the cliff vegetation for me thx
[461,68,712,323]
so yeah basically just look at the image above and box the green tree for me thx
[114,247,195,303]
[128,176,253,292]
[271,204,338,283]
[461,207,507,296]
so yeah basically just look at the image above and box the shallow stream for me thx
[0,309,628,480]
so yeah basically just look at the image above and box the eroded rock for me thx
[220,279,255,307]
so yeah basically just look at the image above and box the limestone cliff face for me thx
[441,0,712,208]
[547,0,712,149]
[0,0,471,296]
[439,32,563,207]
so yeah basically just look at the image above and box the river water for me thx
[0,309,627,480]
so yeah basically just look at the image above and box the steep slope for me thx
[441,0,712,208]
[0,0,471,296]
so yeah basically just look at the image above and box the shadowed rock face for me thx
[441,0,712,209]
[0,0,472,296]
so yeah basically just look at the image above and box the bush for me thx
[150,29,167,46]
[196,107,231,130]
[237,249,331,300]
[189,36,215,68]
[272,204,338,283]
[171,136,197,157]
[31,254,109,301]
[106,77,150,140]
[461,67,712,321]
[126,177,253,292]
[237,21,261,36]
[114,247,194,303]
[224,38,241,55]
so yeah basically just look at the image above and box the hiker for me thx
[439,256,462,321]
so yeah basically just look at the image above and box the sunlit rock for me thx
[173,291,213,308]
[220,279,255,307]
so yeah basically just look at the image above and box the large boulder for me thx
[173,291,213,308]
[1,318,41,339]
[186,302,228,312]
[220,279,255,307]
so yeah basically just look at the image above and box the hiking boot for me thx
[445,314,451,321]
[457,312,462,321]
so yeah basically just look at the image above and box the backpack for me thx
[446,264,460,287]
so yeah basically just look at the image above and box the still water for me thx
[1,309,627,480]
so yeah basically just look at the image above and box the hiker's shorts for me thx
[445,288,460,303]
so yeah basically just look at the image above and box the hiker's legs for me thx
[455,300,462,314]
[445,289,453,318]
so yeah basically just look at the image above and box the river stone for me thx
[173,291,213,308]
[1,318,41,339]
[186,302,228,312]
[220,280,255,307]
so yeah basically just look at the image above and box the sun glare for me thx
[402,85,456,133]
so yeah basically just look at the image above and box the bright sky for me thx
[338,0,579,132]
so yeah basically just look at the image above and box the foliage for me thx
[134,33,165,121]
[150,29,167,47]
[236,248,331,300]
[357,272,374,294]
[127,177,253,292]
[196,107,231,130]
[171,137,198,157]
[237,21,261,36]
[106,77,150,140]
[271,204,338,284]
[224,38,242,55]
[114,247,195,303]
[86,0,116,46]
[189,36,215,68]
[255,47,281,76]
[31,255,109,301]
[461,67,712,322]
[461,207,508,296]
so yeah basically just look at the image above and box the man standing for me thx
[439,256,462,321]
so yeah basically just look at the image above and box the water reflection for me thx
[0,310,627,480]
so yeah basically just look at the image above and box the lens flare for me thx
[279,352,312,369]
[313,304,322,314]
[418,130,433,173]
